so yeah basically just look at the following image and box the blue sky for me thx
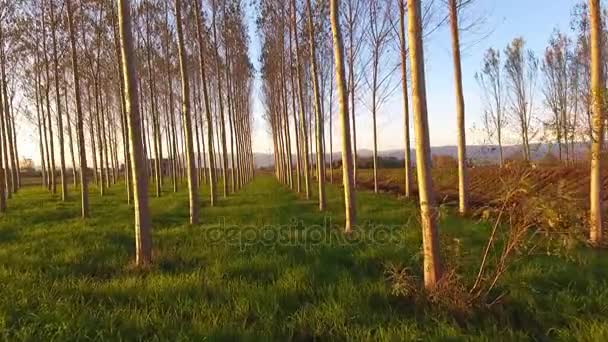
[248,0,577,154]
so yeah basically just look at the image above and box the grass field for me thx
[1,174,608,340]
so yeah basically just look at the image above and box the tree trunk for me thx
[330,0,356,233]
[118,0,152,265]
[398,0,412,198]
[49,0,68,201]
[291,0,311,200]
[175,0,199,225]
[449,0,468,215]
[407,0,441,289]
[195,0,217,206]
[305,0,326,210]
[589,0,604,245]
[66,0,89,217]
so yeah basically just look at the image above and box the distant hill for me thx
[253,142,591,168]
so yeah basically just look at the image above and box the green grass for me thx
[1,174,608,340]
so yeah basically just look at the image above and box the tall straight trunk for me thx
[93,82,105,195]
[118,0,152,265]
[305,0,326,210]
[8,99,19,190]
[64,79,78,187]
[67,0,89,217]
[1,74,17,194]
[407,0,441,289]
[371,51,379,194]
[145,7,162,198]
[1,80,12,197]
[589,0,604,244]
[49,0,67,200]
[86,87,98,186]
[35,71,48,189]
[278,23,293,189]
[42,10,55,195]
[449,0,468,215]
[0,47,13,197]
[347,9,358,189]
[115,29,131,202]
[193,82,203,187]
[211,0,229,199]
[195,0,217,205]
[330,0,356,233]
[398,0,412,198]
[100,94,111,188]
[291,0,311,199]
[288,34,302,194]
[329,72,334,184]
[175,0,199,225]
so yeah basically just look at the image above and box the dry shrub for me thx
[384,263,417,298]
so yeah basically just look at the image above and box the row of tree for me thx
[263,0,606,289]
[477,2,608,166]
[1,0,256,265]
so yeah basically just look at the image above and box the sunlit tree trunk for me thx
[118,0,152,265]
[305,0,326,210]
[175,0,199,225]
[64,79,78,187]
[291,0,311,200]
[449,0,468,215]
[35,70,48,189]
[589,0,604,245]
[407,0,441,289]
[42,7,54,195]
[211,0,229,199]
[195,0,217,206]
[330,0,356,233]
[49,0,67,200]
[66,0,89,217]
[398,0,412,198]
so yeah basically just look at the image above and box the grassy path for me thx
[1,175,608,340]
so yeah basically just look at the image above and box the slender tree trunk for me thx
[449,0,468,215]
[65,80,78,187]
[49,0,68,201]
[399,0,412,198]
[176,0,199,225]
[291,0,311,199]
[589,0,604,245]
[35,71,48,189]
[67,0,89,217]
[305,0,326,210]
[330,0,356,233]
[407,0,441,289]
[211,0,229,199]
[195,0,217,206]
[118,0,152,265]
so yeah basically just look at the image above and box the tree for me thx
[175,0,199,225]
[398,0,412,198]
[291,0,311,200]
[49,0,68,201]
[330,0,356,233]
[66,0,89,218]
[448,0,468,215]
[542,30,576,163]
[305,0,326,210]
[363,0,395,194]
[589,0,603,245]
[504,38,538,162]
[407,0,441,289]
[475,48,506,167]
[194,0,217,207]
[118,0,152,265]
